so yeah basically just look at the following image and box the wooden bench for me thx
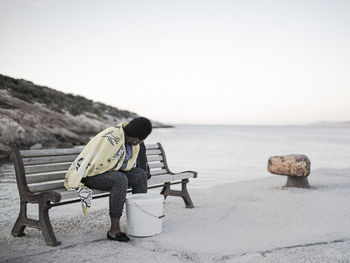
[10,143,197,246]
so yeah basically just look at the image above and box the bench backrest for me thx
[11,143,171,194]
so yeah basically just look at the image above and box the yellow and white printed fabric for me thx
[64,121,140,214]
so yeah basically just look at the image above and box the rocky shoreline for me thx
[0,74,172,157]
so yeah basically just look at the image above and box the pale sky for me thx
[0,0,349,125]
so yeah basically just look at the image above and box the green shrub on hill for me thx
[0,74,135,118]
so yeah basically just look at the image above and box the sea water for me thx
[1,124,349,222]
[147,124,350,189]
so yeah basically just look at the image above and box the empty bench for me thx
[10,143,197,246]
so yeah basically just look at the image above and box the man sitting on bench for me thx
[64,117,153,242]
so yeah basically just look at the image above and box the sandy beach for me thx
[1,167,350,263]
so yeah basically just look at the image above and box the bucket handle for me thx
[133,202,165,219]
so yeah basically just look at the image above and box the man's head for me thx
[124,117,152,145]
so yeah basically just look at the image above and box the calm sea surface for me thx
[1,124,350,188]
[146,124,350,188]
[0,125,349,221]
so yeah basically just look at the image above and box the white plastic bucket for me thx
[126,193,165,237]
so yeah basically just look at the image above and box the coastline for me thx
[1,167,350,262]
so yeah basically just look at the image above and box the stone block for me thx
[267,154,311,188]
[268,154,311,177]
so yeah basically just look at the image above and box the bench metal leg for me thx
[39,201,61,246]
[161,179,194,208]
[11,200,61,246]
[11,201,27,237]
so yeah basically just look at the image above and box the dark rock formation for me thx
[0,74,169,156]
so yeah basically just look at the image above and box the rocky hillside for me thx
[0,74,166,156]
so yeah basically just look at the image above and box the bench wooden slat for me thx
[21,146,160,158]
[145,144,160,150]
[148,162,164,169]
[57,189,109,202]
[20,147,84,158]
[146,155,163,162]
[25,166,171,184]
[146,149,162,155]
[28,180,65,193]
[20,145,159,160]
[25,163,72,174]
[28,171,196,195]
[150,168,168,176]
[26,171,67,184]
[25,165,168,184]
[24,153,164,171]
[148,172,196,185]
[25,161,166,184]
[23,155,79,166]
[56,172,196,202]
[22,151,159,164]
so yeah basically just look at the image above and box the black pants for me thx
[82,167,148,218]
